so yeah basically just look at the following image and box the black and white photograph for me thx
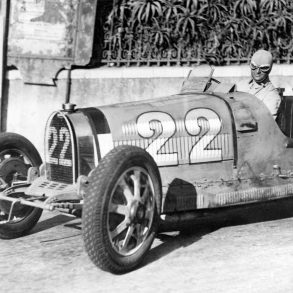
[0,0,293,292]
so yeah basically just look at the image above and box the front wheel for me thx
[0,132,43,239]
[82,145,162,274]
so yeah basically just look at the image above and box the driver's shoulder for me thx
[264,80,278,92]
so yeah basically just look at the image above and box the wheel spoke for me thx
[134,223,146,245]
[109,203,128,216]
[140,183,150,204]
[110,219,128,239]
[131,170,141,200]
[145,207,153,221]
[119,177,134,204]
[121,225,135,251]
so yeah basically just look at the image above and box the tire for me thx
[0,132,43,239]
[82,145,162,274]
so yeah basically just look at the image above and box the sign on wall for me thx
[7,0,98,84]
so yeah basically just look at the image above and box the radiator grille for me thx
[45,112,75,184]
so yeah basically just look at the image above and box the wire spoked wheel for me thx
[83,145,161,274]
[107,166,155,256]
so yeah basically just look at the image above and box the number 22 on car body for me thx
[135,108,223,166]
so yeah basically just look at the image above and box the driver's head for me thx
[250,49,273,84]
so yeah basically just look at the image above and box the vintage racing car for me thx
[0,70,292,273]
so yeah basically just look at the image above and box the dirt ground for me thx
[1,198,293,293]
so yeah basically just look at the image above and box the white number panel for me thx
[185,108,222,163]
[137,112,178,166]
[120,108,230,167]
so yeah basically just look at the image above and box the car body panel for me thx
[78,90,293,212]
[19,87,293,213]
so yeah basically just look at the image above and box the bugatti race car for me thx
[0,69,292,273]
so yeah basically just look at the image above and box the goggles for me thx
[250,62,271,73]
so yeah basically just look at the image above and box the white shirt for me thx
[237,78,281,118]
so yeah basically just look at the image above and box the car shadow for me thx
[64,221,82,231]
[31,214,74,234]
[143,225,217,268]
[143,197,293,268]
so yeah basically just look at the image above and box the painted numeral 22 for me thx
[136,108,222,166]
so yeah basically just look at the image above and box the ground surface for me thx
[1,199,293,293]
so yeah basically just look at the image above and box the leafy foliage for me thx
[102,0,293,65]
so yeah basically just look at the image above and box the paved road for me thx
[1,199,293,293]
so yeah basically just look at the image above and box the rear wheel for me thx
[83,145,161,274]
[0,132,43,239]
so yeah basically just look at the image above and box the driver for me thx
[237,49,281,119]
